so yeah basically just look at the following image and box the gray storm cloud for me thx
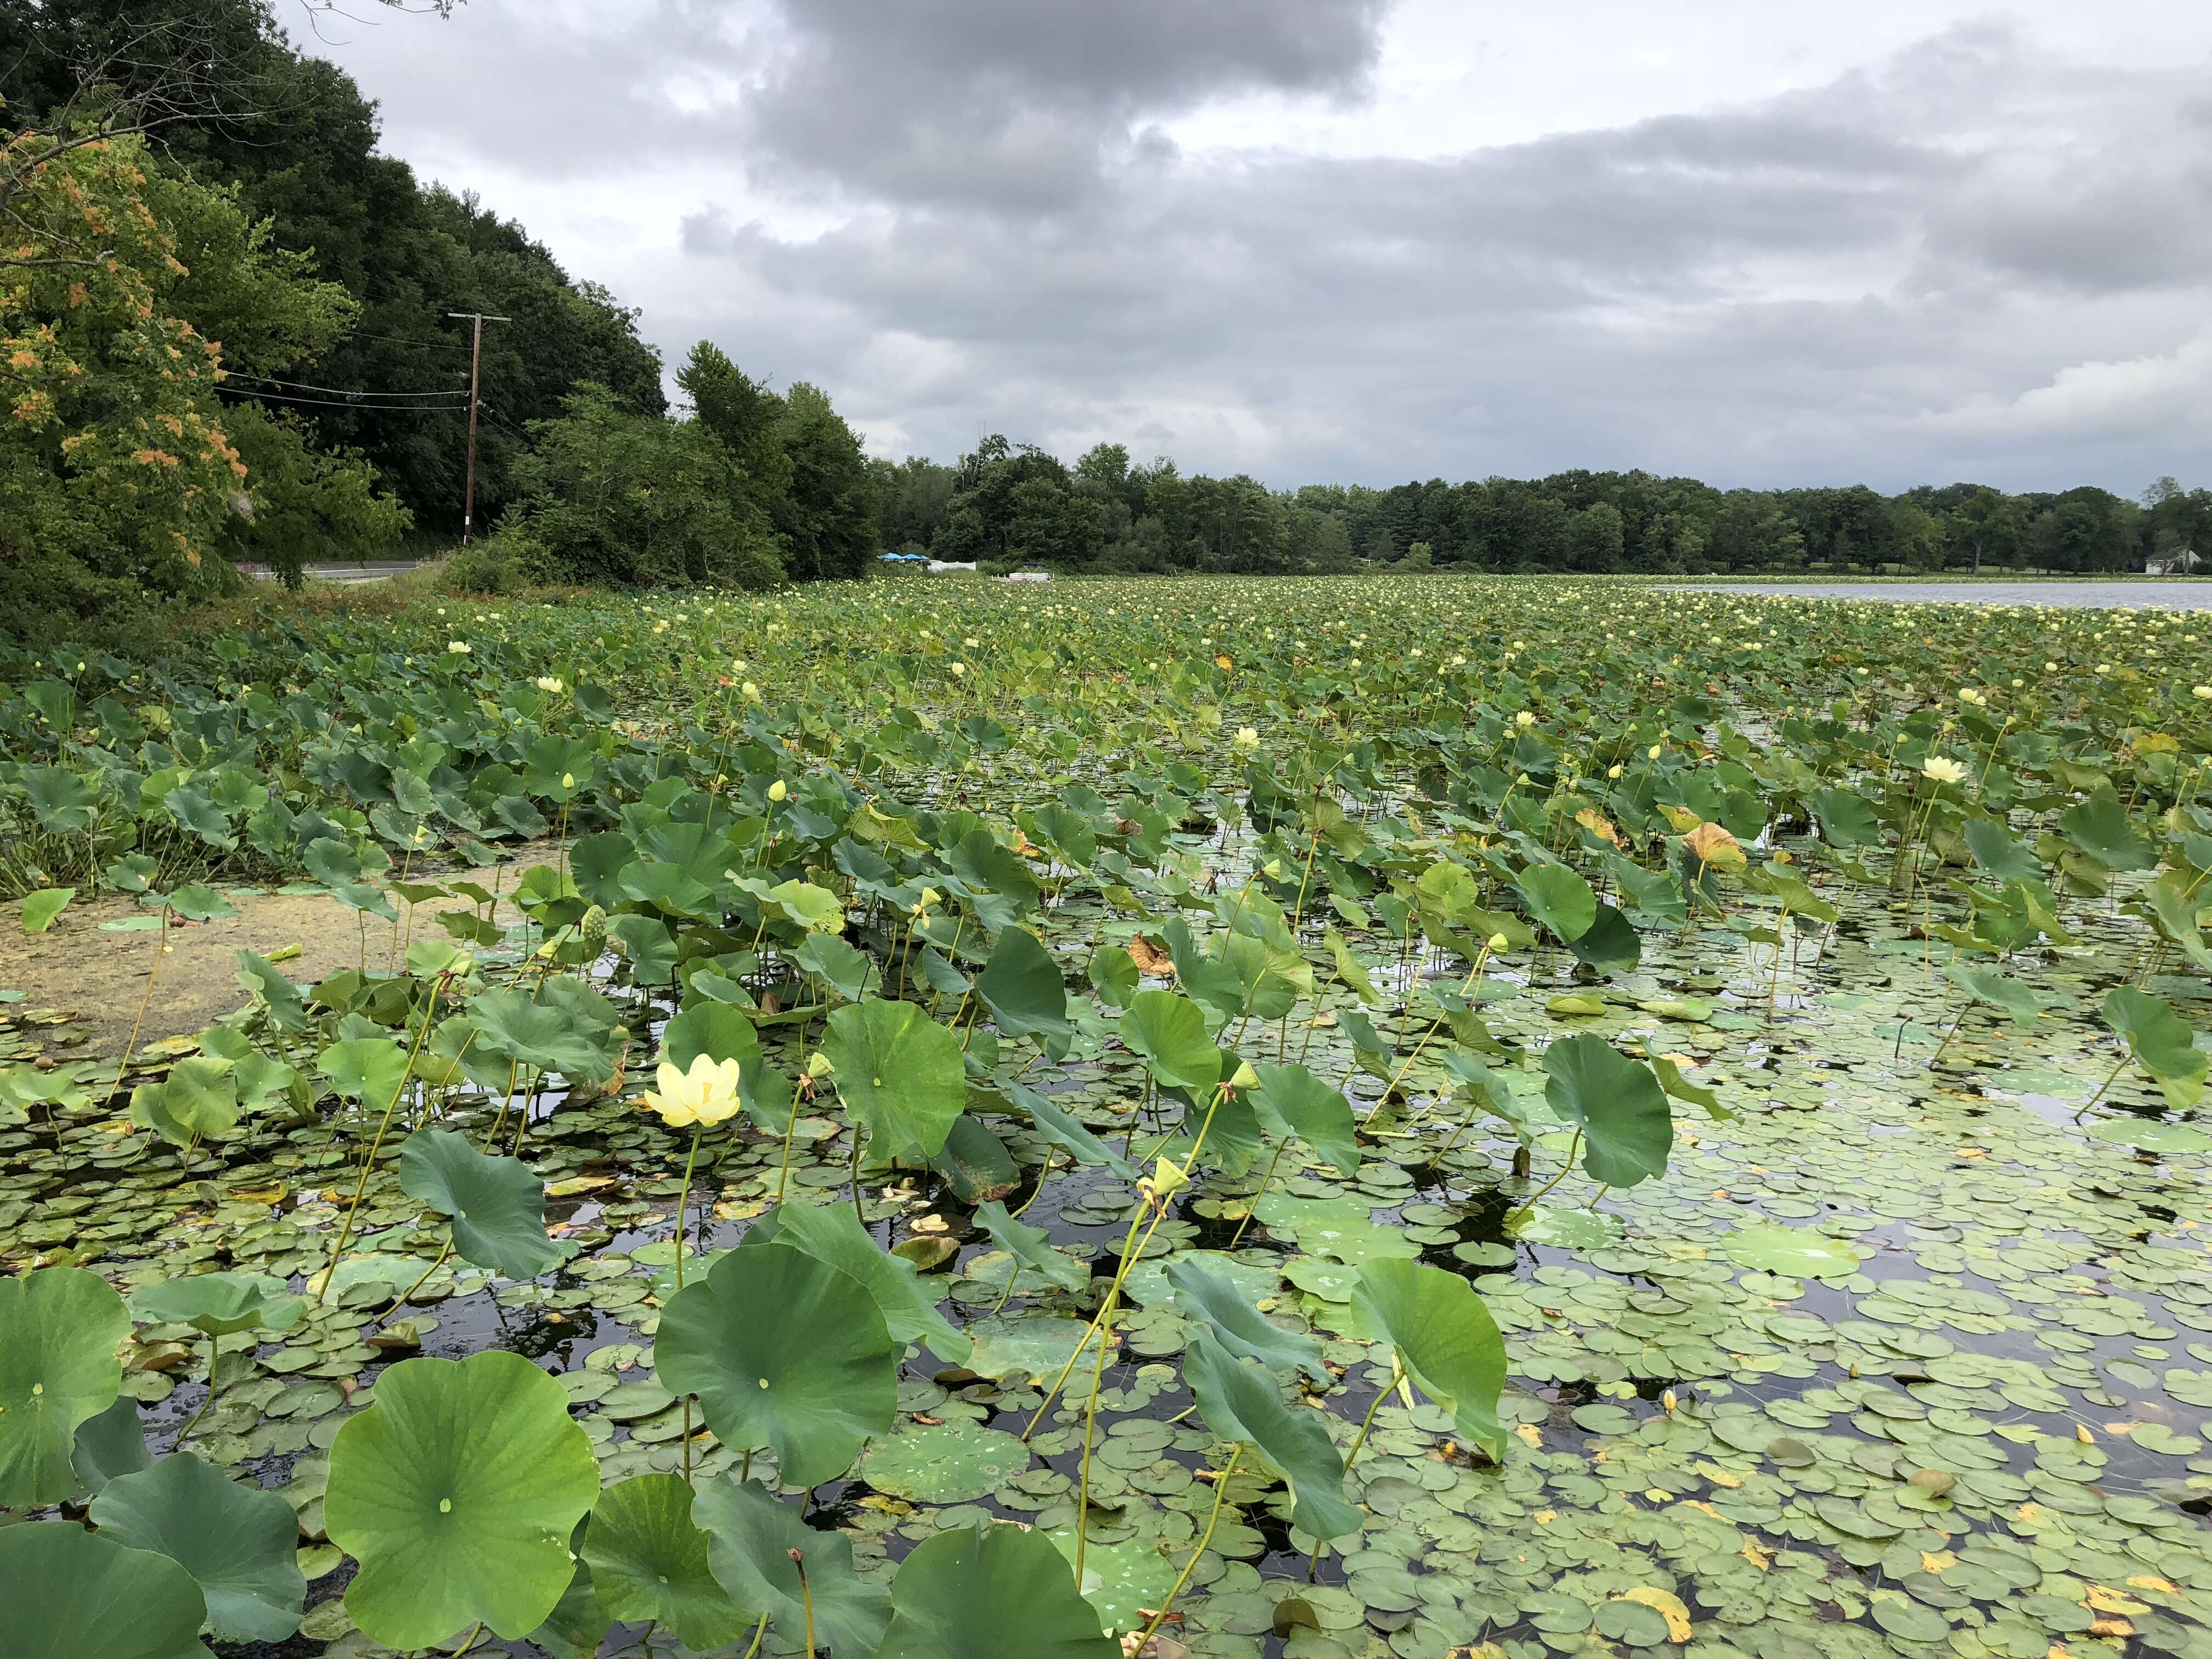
[306,3,2212,492]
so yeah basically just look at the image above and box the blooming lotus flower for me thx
[536,676,565,694]
[1232,726,1261,753]
[641,1054,743,1128]
[446,641,471,655]
[1514,711,1536,727]
[1922,755,1968,785]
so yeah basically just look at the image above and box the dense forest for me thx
[877,441,2211,580]
[1,1,2202,640]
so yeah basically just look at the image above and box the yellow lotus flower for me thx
[1922,755,1968,785]
[641,1054,743,1128]
[767,778,788,802]
[1232,726,1261,753]
[446,641,471,655]
[536,675,565,693]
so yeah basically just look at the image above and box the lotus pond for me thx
[4,574,2212,1659]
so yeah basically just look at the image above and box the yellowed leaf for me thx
[1616,1587,1692,1642]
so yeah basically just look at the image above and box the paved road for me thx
[1678,581,2212,610]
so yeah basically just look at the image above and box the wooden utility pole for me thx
[447,311,510,544]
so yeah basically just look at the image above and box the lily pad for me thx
[859,1420,1032,1504]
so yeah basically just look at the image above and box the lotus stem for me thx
[1340,1357,1402,1479]
[174,1334,221,1447]
[100,902,168,1114]
[1227,1139,1288,1248]
[1503,1128,1582,1229]
[789,1549,816,1659]
[2075,1051,2132,1121]
[320,970,452,1304]
[774,1074,806,1203]
[1134,1443,1242,1649]
[1073,1292,1114,1585]
[738,1612,769,1659]
[393,1239,453,1309]
[674,1123,703,1291]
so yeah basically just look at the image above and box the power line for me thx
[225,373,467,398]
[331,329,473,354]
[218,387,470,412]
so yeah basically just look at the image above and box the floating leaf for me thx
[1722,1225,1863,1280]
[859,1420,1032,1504]
[131,1272,305,1337]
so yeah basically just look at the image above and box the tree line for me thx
[0,0,878,631]
[877,441,2211,580]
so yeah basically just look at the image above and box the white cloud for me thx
[300,1,2212,492]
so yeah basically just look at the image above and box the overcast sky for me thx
[302,1,2212,494]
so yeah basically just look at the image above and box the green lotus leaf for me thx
[464,986,616,1084]
[2058,787,2155,871]
[316,1036,408,1105]
[1943,964,2045,1026]
[162,884,238,923]
[1042,1530,1180,1639]
[2088,1118,2212,1154]
[0,1522,212,1659]
[1565,902,1641,971]
[2102,986,2208,1110]
[695,1477,890,1657]
[529,1553,613,1659]
[1184,1330,1361,1542]
[1165,1255,1327,1384]
[1962,816,2041,880]
[791,932,881,1001]
[1006,1079,1138,1180]
[130,1271,306,1337]
[930,1113,1020,1203]
[324,1351,600,1649]
[128,1057,240,1148]
[1542,1032,1673,1187]
[21,886,74,933]
[1722,1225,1864,1279]
[976,924,1073,1043]
[973,1199,1090,1294]
[745,1200,973,1364]
[661,1001,761,1070]
[0,1266,129,1506]
[1247,1061,1361,1175]
[654,1243,899,1487]
[580,1474,755,1651]
[1119,989,1222,1090]
[90,1452,306,1643]
[1516,862,1597,943]
[397,1127,562,1280]
[858,1419,1032,1504]
[821,995,968,1157]
[962,1311,1096,1383]
[1087,943,1139,1009]
[1507,1202,1624,1248]
[879,1521,1120,1659]
[1350,1259,1507,1461]
[73,1395,151,1496]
